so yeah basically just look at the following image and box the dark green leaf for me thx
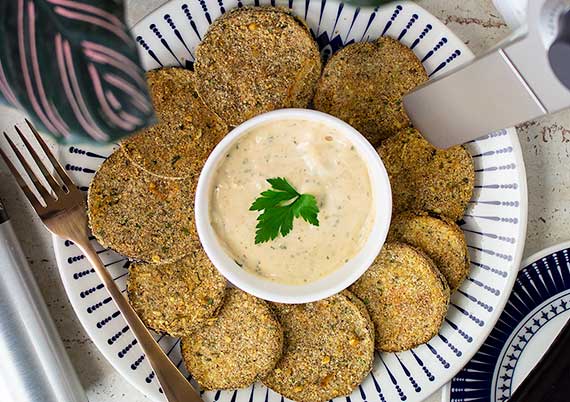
[251,178,320,244]
[293,194,320,226]
[266,177,299,196]
[0,0,155,143]
[249,190,297,211]
[254,206,292,244]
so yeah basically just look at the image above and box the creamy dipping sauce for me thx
[210,118,374,285]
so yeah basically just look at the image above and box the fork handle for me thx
[76,241,202,402]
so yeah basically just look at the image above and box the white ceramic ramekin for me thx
[195,109,392,303]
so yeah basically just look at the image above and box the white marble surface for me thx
[0,1,569,402]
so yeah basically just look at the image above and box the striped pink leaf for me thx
[0,0,155,143]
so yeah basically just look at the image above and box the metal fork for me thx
[0,120,202,402]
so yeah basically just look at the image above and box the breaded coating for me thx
[377,128,475,221]
[342,290,375,341]
[388,211,470,292]
[87,149,198,263]
[194,6,321,126]
[350,242,450,352]
[314,38,428,145]
[127,249,227,337]
[181,288,283,390]
[377,127,433,214]
[263,292,374,402]
[121,68,228,179]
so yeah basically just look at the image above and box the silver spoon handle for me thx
[0,203,87,402]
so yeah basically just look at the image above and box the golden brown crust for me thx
[181,289,283,390]
[377,128,475,221]
[349,242,450,352]
[121,68,228,179]
[341,290,375,342]
[314,38,428,145]
[127,250,227,337]
[388,211,470,292]
[263,293,374,402]
[194,6,321,126]
[87,149,198,263]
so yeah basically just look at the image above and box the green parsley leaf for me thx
[250,177,320,244]
[266,177,300,195]
[250,189,297,211]
[292,194,319,226]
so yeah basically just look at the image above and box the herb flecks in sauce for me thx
[250,177,319,244]
[209,118,374,285]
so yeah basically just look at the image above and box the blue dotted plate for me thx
[446,242,570,402]
[52,1,528,401]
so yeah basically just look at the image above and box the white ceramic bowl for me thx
[194,109,392,303]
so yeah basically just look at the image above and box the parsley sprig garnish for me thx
[250,178,320,244]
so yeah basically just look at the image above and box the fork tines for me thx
[0,120,74,209]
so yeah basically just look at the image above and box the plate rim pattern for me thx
[446,241,570,402]
[51,1,528,401]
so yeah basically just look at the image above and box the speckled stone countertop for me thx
[0,1,568,402]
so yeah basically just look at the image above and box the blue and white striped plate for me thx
[444,242,570,402]
[52,1,528,401]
